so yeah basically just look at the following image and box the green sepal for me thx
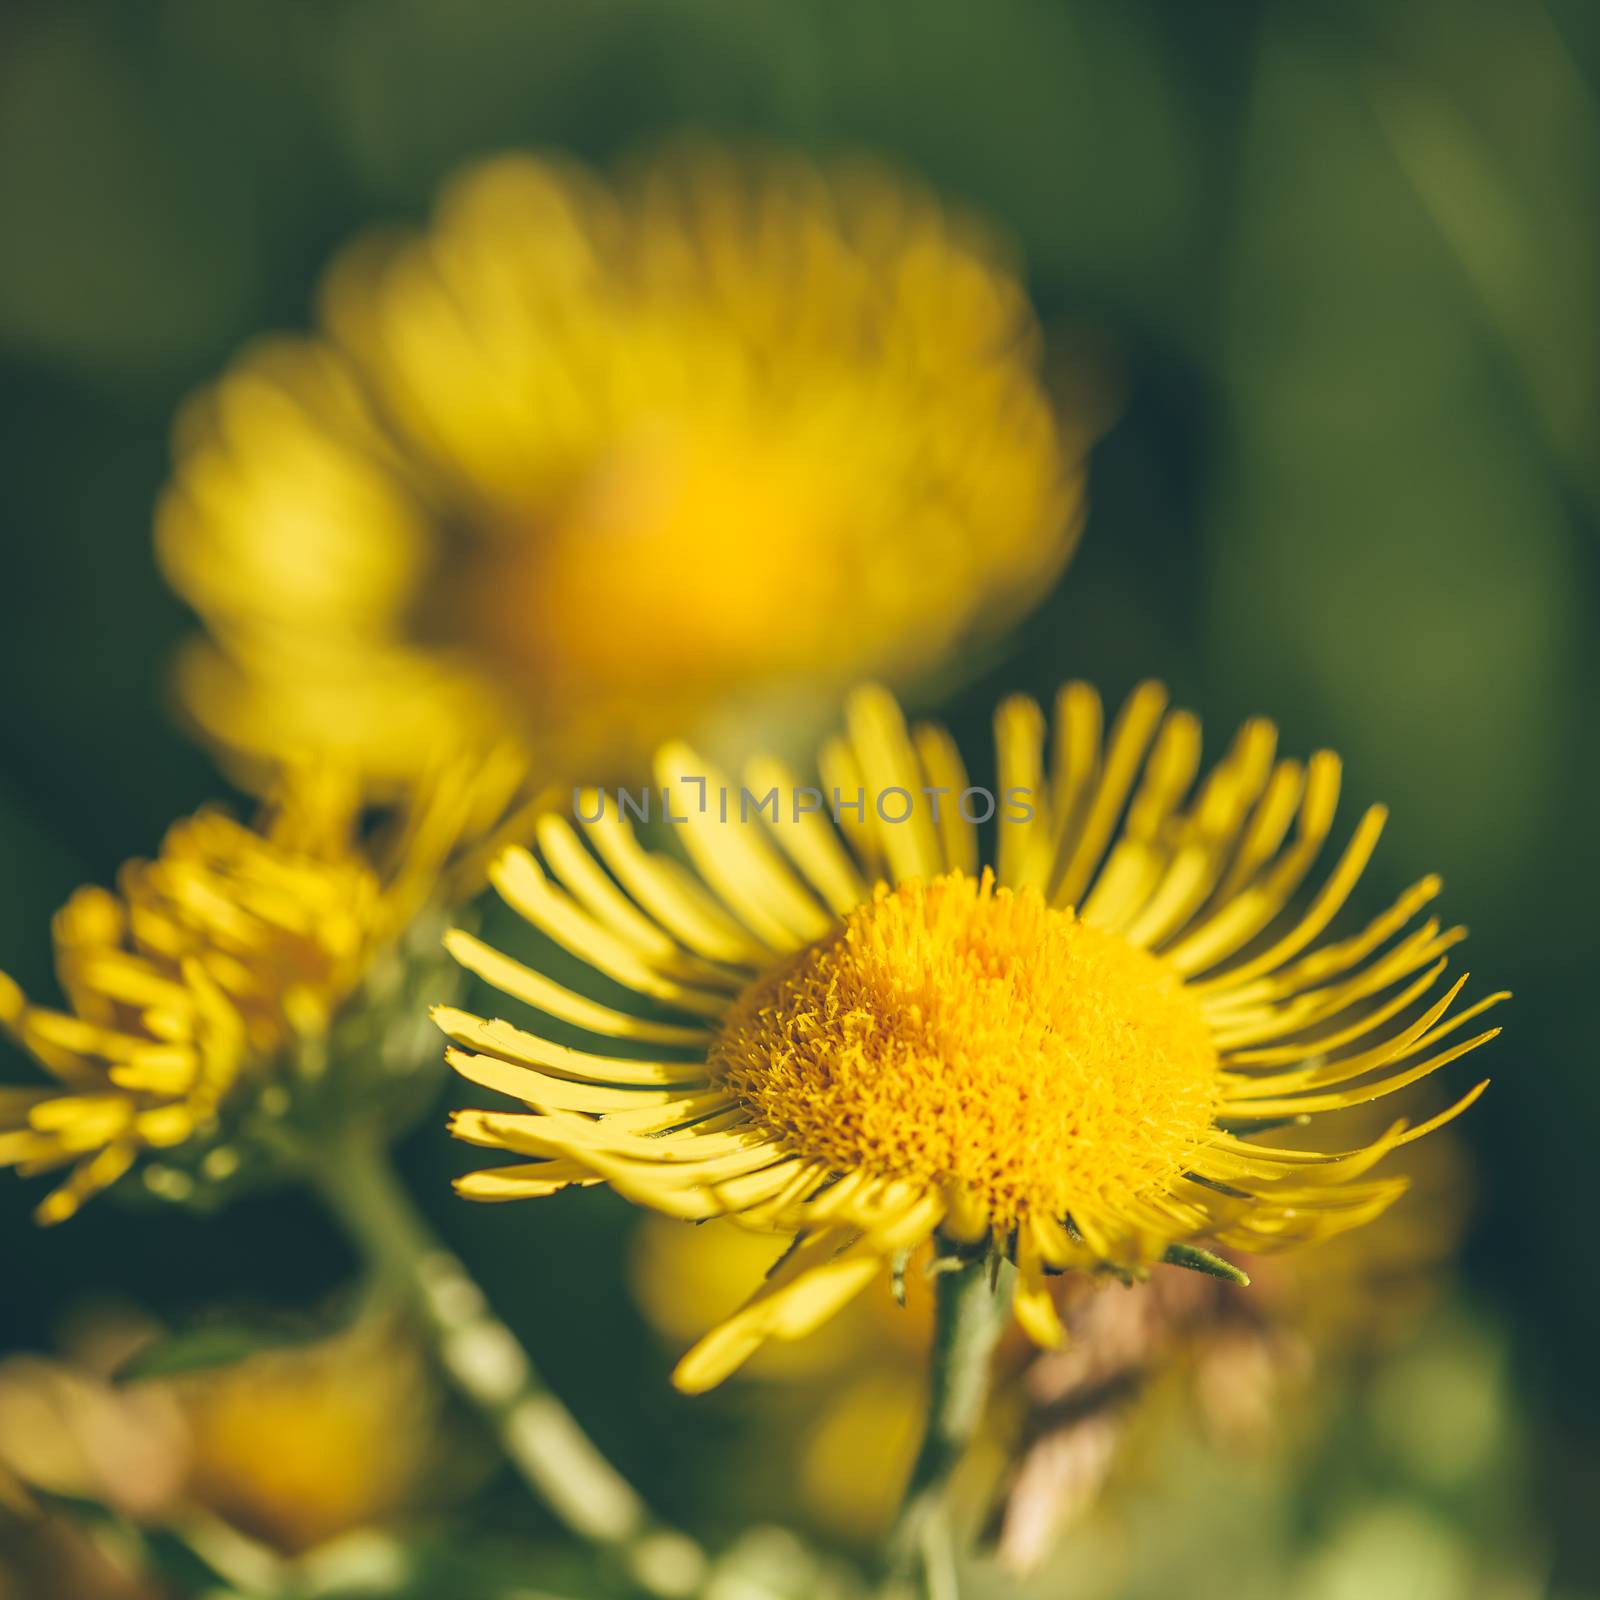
[1161,1242,1250,1285]
[891,1247,911,1306]
[763,1233,805,1280]
[113,1305,351,1383]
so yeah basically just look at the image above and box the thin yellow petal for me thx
[913,722,979,879]
[443,929,710,1045]
[1053,680,1169,907]
[671,1229,882,1393]
[845,685,944,886]
[1013,1233,1065,1348]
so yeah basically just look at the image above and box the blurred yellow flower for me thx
[0,1312,437,1559]
[157,147,1083,792]
[0,1353,188,1522]
[440,681,1504,1391]
[0,761,500,1222]
[995,1131,1469,1573]
[170,1319,437,1555]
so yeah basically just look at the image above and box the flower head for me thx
[439,683,1503,1391]
[157,147,1082,792]
[0,762,496,1223]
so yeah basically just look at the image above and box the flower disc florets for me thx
[712,872,1221,1235]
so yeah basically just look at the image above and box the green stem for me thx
[310,1131,706,1599]
[889,1253,1011,1596]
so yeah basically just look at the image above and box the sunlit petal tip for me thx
[671,1327,766,1396]
[1013,1263,1067,1349]
[486,842,539,883]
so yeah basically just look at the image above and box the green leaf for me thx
[1161,1243,1250,1286]
[115,1322,312,1383]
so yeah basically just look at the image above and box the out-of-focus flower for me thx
[168,1318,437,1555]
[440,680,1503,1391]
[0,759,508,1222]
[987,1303,1534,1600]
[0,1515,162,1600]
[157,146,1084,793]
[0,1356,188,1522]
[993,1119,1472,1572]
[0,1311,438,1560]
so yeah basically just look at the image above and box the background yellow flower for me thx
[0,1308,442,1561]
[157,146,1084,793]
[168,1317,441,1555]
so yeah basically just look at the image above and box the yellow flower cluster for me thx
[0,762,499,1222]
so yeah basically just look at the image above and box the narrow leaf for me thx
[1161,1242,1250,1285]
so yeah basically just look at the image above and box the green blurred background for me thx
[1,0,1595,1593]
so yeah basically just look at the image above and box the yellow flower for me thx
[170,1318,438,1555]
[156,147,1083,792]
[0,761,498,1223]
[0,1311,439,1558]
[439,683,1503,1392]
